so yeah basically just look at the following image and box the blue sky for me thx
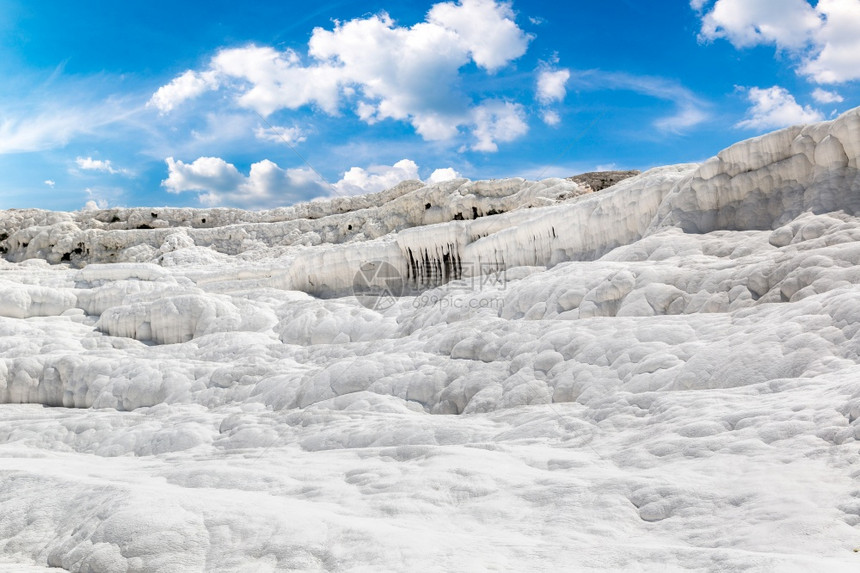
[1,0,859,210]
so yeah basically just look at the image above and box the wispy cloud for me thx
[812,87,844,104]
[254,124,308,145]
[569,70,710,133]
[0,91,143,155]
[75,156,131,175]
[0,108,100,154]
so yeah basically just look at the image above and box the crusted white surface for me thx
[2,110,860,570]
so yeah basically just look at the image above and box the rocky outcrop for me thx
[567,170,640,192]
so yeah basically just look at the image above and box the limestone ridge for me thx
[0,178,590,267]
[2,106,860,298]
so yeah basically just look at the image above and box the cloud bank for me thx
[162,157,461,208]
[695,0,860,84]
[149,0,533,152]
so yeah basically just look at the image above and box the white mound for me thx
[2,109,860,570]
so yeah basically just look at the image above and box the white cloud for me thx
[0,109,99,154]
[0,84,139,155]
[812,87,844,103]
[163,157,243,193]
[690,0,709,11]
[696,0,860,84]
[800,0,860,83]
[163,156,466,205]
[254,124,307,145]
[211,46,342,116]
[536,66,569,126]
[307,14,470,139]
[44,179,55,188]
[148,0,533,152]
[333,159,421,196]
[162,156,328,208]
[471,100,528,152]
[75,156,129,175]
[569,70,709,133]
[654,105,710,132]
[427,0,532,72]
[536,68,570,104]
[84,187,112,210]
[698,0,819,50]
[147,70,220,114]
[428,167,462,184]
[735,86,823,130]
[541,110,561,126]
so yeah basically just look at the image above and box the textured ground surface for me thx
[2,110,860,571]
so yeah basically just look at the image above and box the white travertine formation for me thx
[3,108,860,570]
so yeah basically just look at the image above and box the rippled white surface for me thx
[2,110,860,571]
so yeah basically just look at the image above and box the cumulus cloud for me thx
[536,68,570,104]
[426,0,532,72]
[812,87,844,104]
[75,156,129,175]
[162,157,461,207]
[84,187,112,210]
[696,0,860,84]
[471,100,529,152]
[697,0,819,50]
[210,46,342,116]
[800,0,860,83]
[162,156,328,208]
[428,167,462,183]
[148,0,533,152]
[147,70,220,114]
[332,159,421,196]
[540,110,561,126]
[535,66,569,126]
[735,86,823,130]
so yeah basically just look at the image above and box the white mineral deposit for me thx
[2,107,860,570]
